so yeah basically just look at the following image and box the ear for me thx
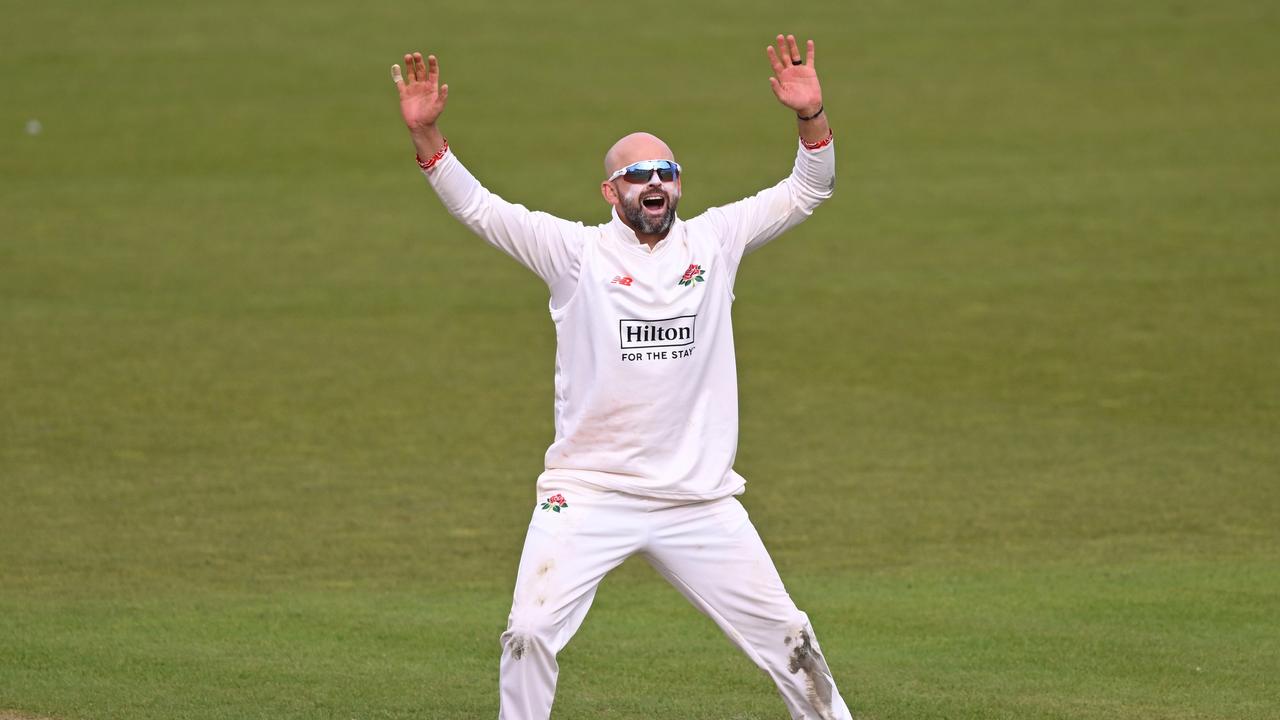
[601,180,619,206]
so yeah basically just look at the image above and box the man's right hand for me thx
[393,52,449,132]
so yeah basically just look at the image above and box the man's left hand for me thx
[766,34,823,117]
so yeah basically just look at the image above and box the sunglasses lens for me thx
[620,161,678,183]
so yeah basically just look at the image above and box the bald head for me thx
[604,132,675,178]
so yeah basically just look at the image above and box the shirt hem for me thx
[537,469,746,503]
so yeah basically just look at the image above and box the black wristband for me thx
[797,105,824,122]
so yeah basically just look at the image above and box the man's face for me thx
[611,165,681,236]
[601,133,681,240]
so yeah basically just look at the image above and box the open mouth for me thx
[641,193,667,213]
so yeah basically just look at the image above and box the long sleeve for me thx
[687,139,835,283]
[423,150,586,292]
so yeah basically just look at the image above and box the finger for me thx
[419,54,432,87]
[806,39,816,69]
[766,45,786,76]
[787,34,802,63]
[391,64,404,88]
[427,54,439,87]
[403,54,414,84]
[775,34,788,63]
[439,83,449,106]
[413,52,427,83]
[769,76,783,99]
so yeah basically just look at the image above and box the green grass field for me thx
[3,1,1278,718]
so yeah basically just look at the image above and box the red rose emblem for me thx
[541,493,569,513]
[677,263,707,287]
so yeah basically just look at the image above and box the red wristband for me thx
[801,131,833,151]
[416,138,449,172]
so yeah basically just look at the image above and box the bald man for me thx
[393,34,849,720]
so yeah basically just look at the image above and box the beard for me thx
[620,189,678,236]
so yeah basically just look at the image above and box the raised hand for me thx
[392,52,449,131]
[766,35,822,117]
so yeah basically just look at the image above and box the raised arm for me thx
[391,52,583,292]
[692,35,835,275]
[766,34,832,147]
[393,53,449,164]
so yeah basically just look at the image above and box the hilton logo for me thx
[619,315,696,349]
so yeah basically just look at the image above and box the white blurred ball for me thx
[26,119,42,135]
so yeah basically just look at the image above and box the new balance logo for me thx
[610,275,634,286]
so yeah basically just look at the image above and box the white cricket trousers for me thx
[498,481,852,719]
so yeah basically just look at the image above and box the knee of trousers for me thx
[499,617,558,658]
[733,609,815,667]
[753,608,813,642]
[777,611,828,652]
[775,615,846,720]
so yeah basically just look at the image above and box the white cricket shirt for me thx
[423,139,834,500]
